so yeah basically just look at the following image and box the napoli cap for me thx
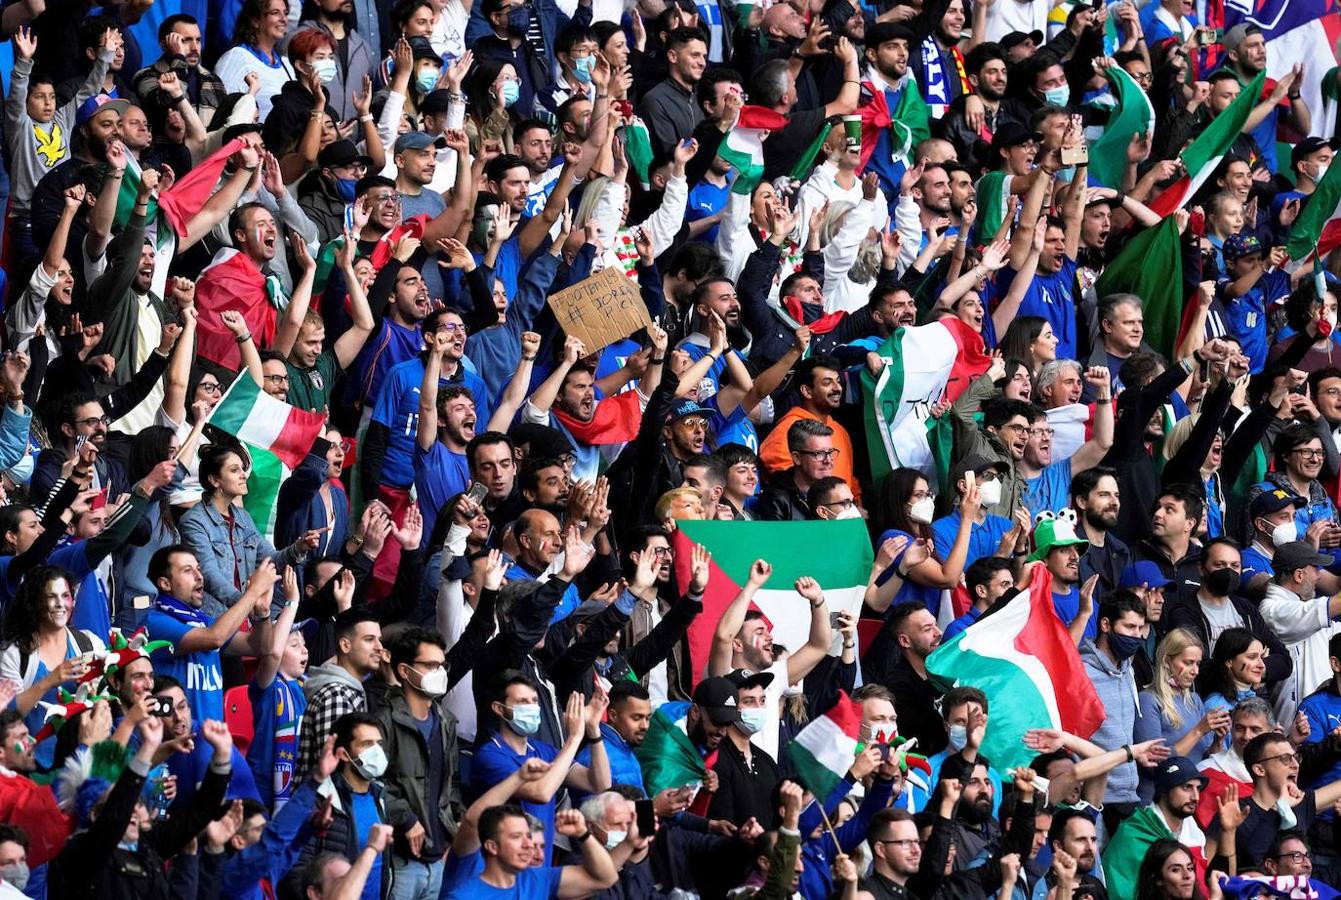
[668,399,710,421]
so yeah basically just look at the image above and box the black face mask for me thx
[1202,568,1241,597]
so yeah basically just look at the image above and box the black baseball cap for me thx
[1248,488,1306,520]
[1291,136,1340,169]
[1274,541,1335,574]
[692,677,742,724]
[991,121,1043,152]
[317,139,372,170]
[1152,756,1208,796]
[725,668,775,691]
[1000,30,1044,50]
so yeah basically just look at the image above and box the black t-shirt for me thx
[763,108,828,181]
[1216,791,1317,869]
[707,737,780,829]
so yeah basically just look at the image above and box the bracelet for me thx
[169,93,185,103]
[235,332,252,343]
[359,114,373,122]
[595,93,608,100]
[1123,744,1134,763]
[842,641,855,649]
[810,599,824,609]
[1097,395,1111,403]
[241,164,259,172]
[522,354,537,361]
[650,357,665,364]
[349,535,364,546]
[574,830,594,843]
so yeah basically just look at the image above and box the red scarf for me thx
[551,390,643,445]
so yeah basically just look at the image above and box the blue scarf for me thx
[153,594,210,628]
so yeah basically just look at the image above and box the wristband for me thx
[169,94,186,103]
[575,830,594,843]
[650,357,665,364]
[1123,744,1134,763]
[359,114,373,122]
[842,641,855,649]
[522,354,537,361]
[235,332,252,343]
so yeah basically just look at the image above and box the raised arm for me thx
[253,565,302,689]
[220,309,265,387]
[417,336,447,452]
[162,296,197,425]
[174,560,278,655]
[785,577,834,685]
[709,559,773,676]
[487,332,541,432]
[1007,168,1049,270]
[331,233,375,369]
[272,234,318,357]
[527,335,584,417]
[1068,367,1114,472]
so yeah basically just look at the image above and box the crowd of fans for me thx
[0,0,1335,896]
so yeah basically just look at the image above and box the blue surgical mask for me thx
[604,829,626,849]
[312,58,338,83]
[1044,85,1070,107]
[507,703,541,736]
[499,80,520,107]
[416,69,440,93]
[1106,631,1144,662]
[335,177,358,201]
[573,55,595,84]
[946,723,967,752]
[736,707,768,735]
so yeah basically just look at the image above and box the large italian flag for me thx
[925,566,1104,770]
[786,691,862,798]
[861,318,991,488]
[1287,159,1341,261]
[719,106,790,196]
[1094,216,1185,358]
[1148,71,1266,218]
[1090,65,1155,190]
[670,519,874,684]
[207,375,325,539]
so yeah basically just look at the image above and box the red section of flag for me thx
[1015,567,1105,740]
[671,529,768,686]
[158,139,245,238]
[552,390,643,445]
[196,252,276,370]
[370,216,428,272]
[0,772,71,866]
[941,317,993,405]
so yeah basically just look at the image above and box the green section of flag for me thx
[625,119,654,190]
[635,708,707,797]
[1092,216,1184,358]
[974,171,1010,244]
[241,443,285,542]
[677,519,873,587]
[790,123,834,183]
[889,78,930,165]
[1090,66,1154,190]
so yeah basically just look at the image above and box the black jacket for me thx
[755,468,811,521]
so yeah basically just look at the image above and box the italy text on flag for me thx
[670,520,873,684]
[207,375,325,539]
[718,106,790,196]
[926,566,1104,770]
[861,318,991,487]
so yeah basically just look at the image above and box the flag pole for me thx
[813,798,843,855]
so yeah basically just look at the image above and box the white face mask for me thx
[835,505,861,520]
[909,497,935,524]
[1264,518,1298,547]
[353,744,388,780]
[604,829,627,848]
[1314,163,1330,183]
[977,479,1003,508]
[415,666,448,698]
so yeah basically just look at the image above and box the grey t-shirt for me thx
[399,189,448,303]
[1200,597,1246,652]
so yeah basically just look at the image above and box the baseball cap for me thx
[508,422,575,462]
[1000,30,1044,50]
[692,677,742,724]
[395,131,437,153]
[725,668,775,691]
[76,95,130,127]
[1221,23,1261,54]
[407,35,441,63]
[866,22,916,49]
[1222,232,1263,262]
[1118,560,1175,590]
[1248,488,1306,520]
[570,599,609,622]
[991,121,1044,152]
[668,399,709,422]
[1153,756,1208,796]
[1274,541,1335,574]
[1028,515,1089,563]
[1292,136,1340,169]
[317,139,372,170]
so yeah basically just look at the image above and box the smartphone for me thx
[151,696,174,717]
[74,435,87,455]
[466,482,488,505]
[829,611,846,628]
[343,203,356,234]
[635,798,656,835]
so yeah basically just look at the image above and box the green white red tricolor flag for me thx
[719,106,790,196]
[1089,65,1156,190]
[1148,71,1266,218]
[671,520,874,684]
[785,691,863,798]
[1287,155,1341,262]
[206,375,325,539]
[925,566,1104,770]
[861,318,991,487]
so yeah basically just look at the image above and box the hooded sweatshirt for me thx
[1080,639,1140,804]
[295,662,367,783]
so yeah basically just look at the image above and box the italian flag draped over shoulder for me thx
[719,106,790,196]
[207,375,325,539]
[670,520,873,684]
[1093,216,1185,358]
[635,707,709,797]
[1287,157,1341,261]
[861,318,991,489]
[1148,71,1266,217]
[1089,65,1155,190]
[786,692,862,797]
[925,566,1104,770]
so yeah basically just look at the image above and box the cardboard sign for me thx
[546,266,652,353]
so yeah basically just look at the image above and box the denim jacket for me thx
[178,500,305,609]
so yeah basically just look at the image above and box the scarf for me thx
[920,36,968,119]
[551,390,643,446]
[153,594,211,628]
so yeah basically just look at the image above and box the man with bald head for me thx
[505,509,582,624]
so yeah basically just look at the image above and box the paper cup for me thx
[842,114,862,149]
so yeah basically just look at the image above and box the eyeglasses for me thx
[651,546,676,559]
[74,415,111,427]
[1261,751,1300,767]
[874,838,920,849]
[412,659,446,671]
[1291,448,1325,459]
[911,490,935,501]
[999,423,1029,434]
[1275,851,1309,864]
[1131,72,1153,84]
[823,498,856,511]
[1028,427,1055,437]
[796,448,840,462]
[440,322,469,334]
[263,374,290,385]
[199,382,223,395]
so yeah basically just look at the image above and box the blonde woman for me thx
[1135,628,1229,765]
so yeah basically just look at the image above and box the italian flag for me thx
[719,106,790,196]
[1094,216,1184,358]
[1090,65,1155,190]
[1148,71,1266,217]
[207,375,325,538]
[785,691,862,798]
[670,519,874,684]
[926,566,1104,770]
[1287,159,1341,261]
[195,248,279,371]
[974,170,1012,247]
[861,318,991,488]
